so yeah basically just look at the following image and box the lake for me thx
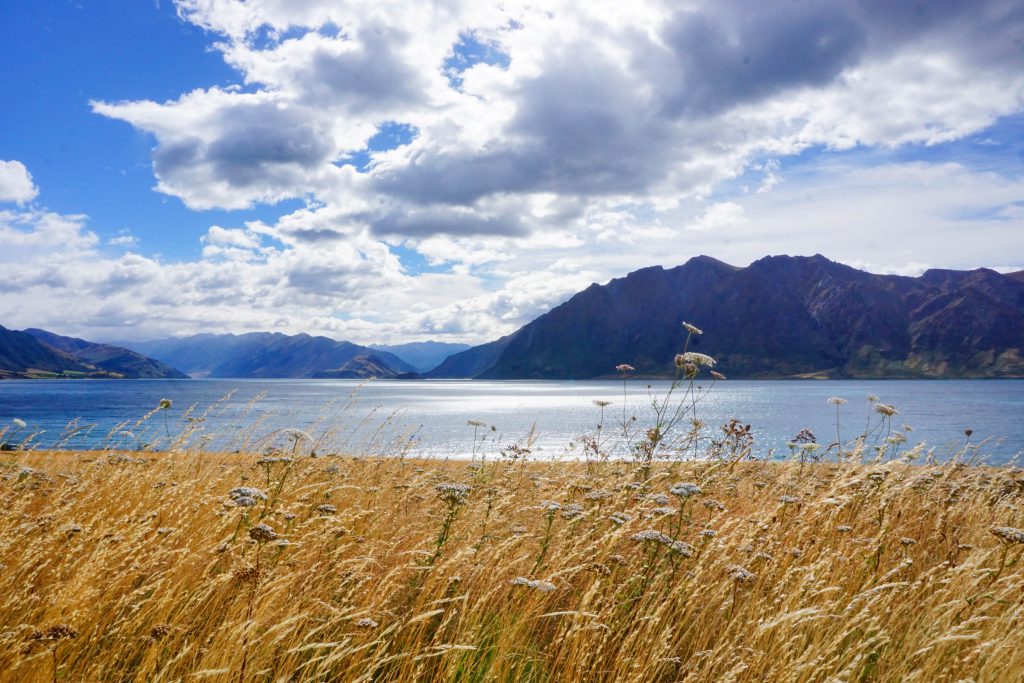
[1,378,1022,464]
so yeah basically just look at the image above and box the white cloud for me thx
[686,202,748,232]
[4,1,1024,344]
[0,160,39,204]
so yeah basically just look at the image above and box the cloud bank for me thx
[4,0,1024,342]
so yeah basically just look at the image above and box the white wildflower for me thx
[435,482,471,506]
[510,577,557,592]
[631,530,694,557]
[990,526,1024,544]
[669,482,702,499]
[728,565,757,583]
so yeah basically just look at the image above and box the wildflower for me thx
[228,487,267,508]
[710,371,727,380]
[899,537,916,547]
[608,511,632,525]
[647,507,678,517]
[677,352,716,367]
[316,504,337,515]
[875,404,898,417]
[355,618,379,628]
[867,394,879,402]
[790,548,804,559]
[560,504,584,520]
[158,398,172,410]
[616,364,636,373]
[38,624,79,642]
[728,565,757,583]
[538,500,561,512]
[631,530,694,557]
[990,526,1024,544]
[256,456,294,466]
[435,482,471,506]
[700,529,717,539]
[63,523,82,534]
[837,525,852,533]
[156,527,175,535]
[827,397,848,405]
[964,428,973,437]
[510,577,557,592]
[467,419,486,428]
[584,489,613,501]
[13,418,26,428]
[669,482,702,499]
[779,495,801,505]
[248,523,278,544]
[799,443,819,453]
[682,322,703,335]
[649,493,670,505]
[149,624,172,641]
[593,399,611,408]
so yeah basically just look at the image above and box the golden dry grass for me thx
[1,448,1023,682]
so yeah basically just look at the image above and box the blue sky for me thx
[1,0,1023,343]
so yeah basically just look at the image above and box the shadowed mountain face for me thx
[0,326,187,379]
[429,255,1024,379]
[122,332,414,378]
[24,329,188,379]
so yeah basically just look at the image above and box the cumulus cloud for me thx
[4,0,1022,343]
[0,160,39,204]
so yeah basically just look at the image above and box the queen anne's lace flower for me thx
[510,577,557,592]
[631,530,694,557]
[990,526,1024,544]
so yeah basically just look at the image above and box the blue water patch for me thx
[1,379,1021,464]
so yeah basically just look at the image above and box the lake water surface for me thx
[1,379,1022,464]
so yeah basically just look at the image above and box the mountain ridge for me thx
[429,254,1024,379]
[0,326,187,379]
[122,332,415,379]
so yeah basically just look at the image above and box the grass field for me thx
[2,444,1023,682]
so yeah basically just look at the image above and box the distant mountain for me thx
[1009,270,1024,284]
[0,325,186,379]
[369,341,472,372]
[24,329,188,379]
[311,354,404,379]
[122,332,415,378]
[428,254,1024,379]
[424,333,517,378]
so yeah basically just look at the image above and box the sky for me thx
[1,0,1023,345]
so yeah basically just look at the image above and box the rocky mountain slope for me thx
[428,255,1024,379]
[0,326,186,379]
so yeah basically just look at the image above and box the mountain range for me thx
[427,254,1024,379]
[0,326,187,379]
[368,341,471,373]
[121,332,419,379]
[5,255,1022,380]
